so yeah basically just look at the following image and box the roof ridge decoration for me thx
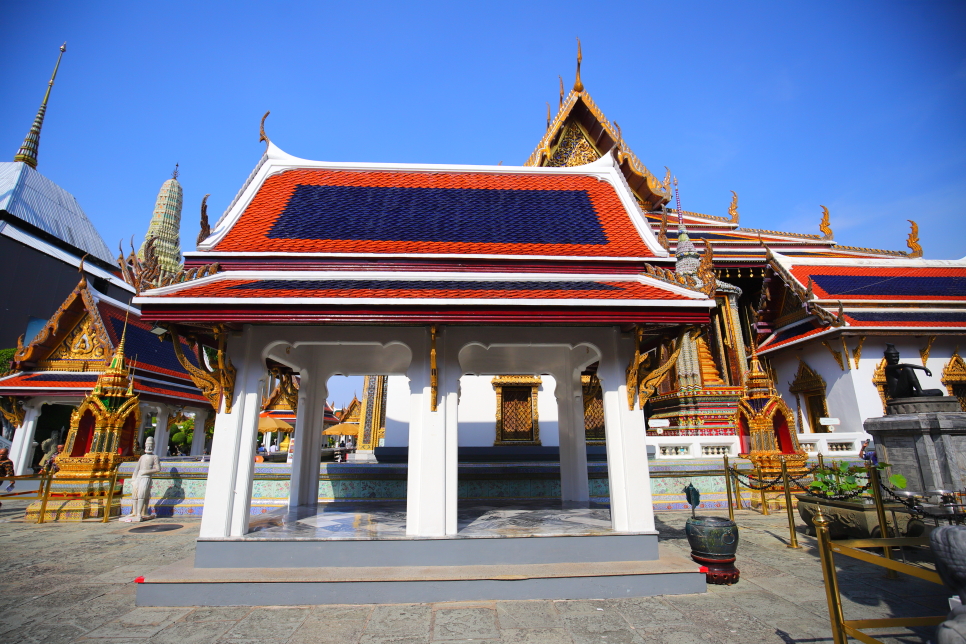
[161,324,236,414]
[523,43,669,207]
[728,191,739,224]
[819,205,833,240]
[119,236,220,295]
[906,219,923,258]
[197,194,211,247]
[760,248,844,330]
[13,42,66,169]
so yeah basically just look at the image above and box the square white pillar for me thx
[190,409,211,456]
[11,402,42,475]
[405,329,447,537]
[199,327,265,539]
[289,371,327,509]
[598,329,656,533]
[153,407,171,458]
[556,364,590,503]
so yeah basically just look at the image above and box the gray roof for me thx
[0,161,113,263]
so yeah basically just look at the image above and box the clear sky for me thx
[3,1,965,406]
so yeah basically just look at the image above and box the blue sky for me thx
[3,1,965,406]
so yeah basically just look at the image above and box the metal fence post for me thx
[868,462,897,579]
[36,471,53,524]
[723,454,735,522]
[814,505,848,644]
[780,456,800,549]
[755,465,770,515]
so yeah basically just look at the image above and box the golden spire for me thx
[573,38,584,93]
[728,191,739,224]
[906,219,922,257]
[819,205,833,240]
[14,42,67,169]
[558,75,565,108]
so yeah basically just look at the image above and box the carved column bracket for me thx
[626,326,693,410]
[430,325,438,412]
[165,324,235,414]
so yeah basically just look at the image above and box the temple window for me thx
[789,359,829,433]
[582,373,605,444]
[492,376,541,445]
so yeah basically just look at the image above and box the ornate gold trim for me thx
[852,336,866,368]
[919,335,936,367]
[0,396,25,428]
[819,205,833,240]
[872,357,888,414]
[492,376,541,445]
[821,341,845,371]
[906,219,922,258]
[430,325,438,412]
[728,191,739,224]
[840,337,851,371]
[941,349,966,412]
[657,210,669,251]
[627,327,693,410]
[165,325,234,413]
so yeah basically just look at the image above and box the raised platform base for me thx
[138,546,705,606]
[25,497,118,522]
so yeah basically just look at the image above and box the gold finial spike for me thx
[14,42,67,169]
[906,219,922,257]
[819,205,833,240]
[77,253,88,287]
[171,163,179,181]
[558,75,565,108]
[728,191,739,224]
[259,111,271,148]
[546,102,551,130]
[197,194,211,246]
[573,38,584,93]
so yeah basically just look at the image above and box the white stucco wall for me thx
[381,374,561,448]
[769,334,962,435]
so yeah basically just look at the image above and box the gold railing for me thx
[0,472,54,502]
[813,505,945,644]
[32,468,124,524]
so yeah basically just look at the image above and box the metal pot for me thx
[685,515,739,559]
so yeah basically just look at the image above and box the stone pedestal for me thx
[864,398,966,495]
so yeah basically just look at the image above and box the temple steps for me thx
[136,545,705,606]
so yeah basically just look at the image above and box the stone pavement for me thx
[0,499,950,643]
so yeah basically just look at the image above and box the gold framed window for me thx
[582,374,605,444]
[789,359,829,433]
[492,376,541,445]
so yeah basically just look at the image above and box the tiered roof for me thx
[756,253,966,354]
[136,141,714,326]
[0,277,208,406]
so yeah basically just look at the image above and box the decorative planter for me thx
[795,494,923,539]
[685,515,740,584]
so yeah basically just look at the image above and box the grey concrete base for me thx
[864,411,966,494]
[196,533,660,568]
[139,548,705,606]
[886,396,962,415]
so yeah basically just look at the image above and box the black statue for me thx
[884,344,944,399]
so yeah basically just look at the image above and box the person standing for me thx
[0,448,17,509]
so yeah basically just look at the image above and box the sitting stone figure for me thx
[931,526,966,644]
[120,436,160,522]
[884,344,944,399]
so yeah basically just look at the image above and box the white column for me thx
[289,368,327,509]
[405,329,447,537]
[199,327,265,539]
[11,401,42,476]
[598,328,656,533]
[190,409,211,456]
[440,335,461,535]
[263,431,272,448]
[153,407,171,458]
[137,405,153,449]
[556,363,590,503]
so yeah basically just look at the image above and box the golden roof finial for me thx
[259,111,271,149]
[546,102,551,130]
[171,163,179,181]
[197,194,211,246]
[14,42,67,169]
[819,205,833,240]
[558,75,565,108]
[77,253,88,287]
[573,38,584,93]
[728,191,739,224]
[906,219,922,257]
[658,209,670,251]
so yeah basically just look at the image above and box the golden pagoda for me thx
[735,347,807,474]
[26,326,141,521]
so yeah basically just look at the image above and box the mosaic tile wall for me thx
[117,458,825,517]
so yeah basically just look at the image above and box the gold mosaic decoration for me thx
[492,376,541,445]
[582,374,605,444]
[942,350,966,412]
[548,122,600,167]
[872,357,889,414]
